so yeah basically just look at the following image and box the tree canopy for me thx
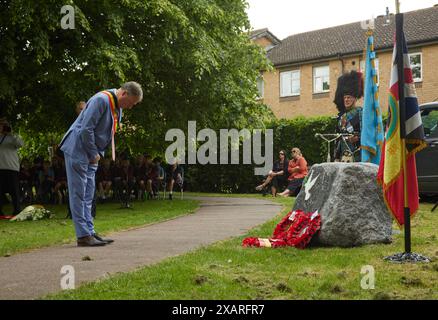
[0,0,272,156]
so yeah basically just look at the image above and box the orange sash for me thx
[101,91,118,161]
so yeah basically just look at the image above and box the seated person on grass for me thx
[31,157,43,202]
[52,157,68,205]
[153,157,165,195]
[278,147,308,197]
[255,149,289,197]
[19,159,34,204]
[96,158,113,202]
[116,158,135,203]
[133,154,146,200]
[146,161,159,200]
[37,160,55,204]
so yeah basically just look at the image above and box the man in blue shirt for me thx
[60,82,143,246]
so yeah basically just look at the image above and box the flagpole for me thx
[395,0,400,14]
[395,7,411,254]
[384,0,429,263]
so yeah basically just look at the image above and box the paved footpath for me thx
[0,196,281,300]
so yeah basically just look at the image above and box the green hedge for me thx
[16,116,338,194]
[185,116,337,193]
[270,116,337,165]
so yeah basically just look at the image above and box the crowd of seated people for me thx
[16,154,184,206]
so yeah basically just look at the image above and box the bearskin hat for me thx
[333,70,363,114]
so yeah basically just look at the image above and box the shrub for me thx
[185,116,337,193]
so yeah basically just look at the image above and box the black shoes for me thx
[93,233,114,244]
[168,193,173,200]
[77,234,114,246]
[77,235,106,247]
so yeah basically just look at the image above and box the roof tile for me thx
[267,6,438,66]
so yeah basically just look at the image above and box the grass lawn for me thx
[47,194,438,300]
[0,199,199,257]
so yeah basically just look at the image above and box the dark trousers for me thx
[286,178,304,196]
[272,176,288,190]
[114,178,134,206]
[0,169,21,215]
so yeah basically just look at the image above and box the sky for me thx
[246,0,438,39]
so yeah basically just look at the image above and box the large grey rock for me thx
[293,162,392,247]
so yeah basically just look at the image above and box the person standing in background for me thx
[0,118,24,216]
[75,101,86,115]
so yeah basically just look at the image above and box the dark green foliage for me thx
[0,0,272,151]
[1,0,339,193]
[186,163,259,194]
[270,116,338,165]
[17,130,64,161]
[186,116,338,193]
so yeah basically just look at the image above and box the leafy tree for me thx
[0,0,272,157]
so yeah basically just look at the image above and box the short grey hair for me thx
[121,81,143,102]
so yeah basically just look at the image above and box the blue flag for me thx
[361,34,384,164]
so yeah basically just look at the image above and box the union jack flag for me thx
[377,22,426,226]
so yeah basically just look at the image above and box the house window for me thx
[313,65,330,93]
[256,75,264,99]
[280,70,300,97]
[360,58,380,86]
[409,53,422,82]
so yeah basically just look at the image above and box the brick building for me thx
[252,5,438,119]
